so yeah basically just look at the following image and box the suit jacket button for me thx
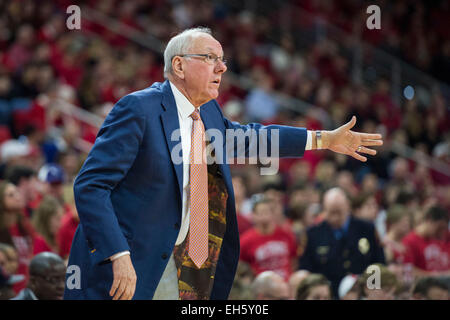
[174,223,180,229]
[161,253,168,259]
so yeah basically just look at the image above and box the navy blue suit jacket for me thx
[64,80,307,299]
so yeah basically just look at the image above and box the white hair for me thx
[251,271,284,297]
[163,27,212,78]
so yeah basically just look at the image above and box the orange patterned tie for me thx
[188,108,209,268]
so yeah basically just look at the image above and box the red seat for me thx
[0,125,12,144]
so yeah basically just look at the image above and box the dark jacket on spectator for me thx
[299,216,385,298]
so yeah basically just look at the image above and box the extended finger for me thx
[361,139,383,147]
[351,151,367,162]
[120,286,131,300]
[357,146,377,156]
[358,133,382,140]
[122,281,135,300]
[343,116,357,130]
[110,278,120,297]
[113,279,127,300]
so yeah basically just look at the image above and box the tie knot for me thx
[191,109,200,121]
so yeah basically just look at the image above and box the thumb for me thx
[342,116,356,130]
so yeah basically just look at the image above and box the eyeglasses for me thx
[177,53,227,66]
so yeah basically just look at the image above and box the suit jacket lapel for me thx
[160,80,184,203]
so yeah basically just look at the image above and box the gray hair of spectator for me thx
[250,271,283,296]
[29,252,65,276]
[163,27,212,78]
[296,273,331,300]
[424,205,449,222]
[413,276,449,297]
[251,194,273,212]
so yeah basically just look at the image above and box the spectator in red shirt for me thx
[0,181,51,293]
[56,201,79,260]
[240,196,298,280]
[383,204,412,264]
[31,196,64,254]
[4,165,39,218]
[402,205,450,276]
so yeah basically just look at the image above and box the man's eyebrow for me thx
[205,47,224,56]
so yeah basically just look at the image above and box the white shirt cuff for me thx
[305,130,312,150]
[109,251,130,261]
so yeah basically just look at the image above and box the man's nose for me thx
[215,60,227,73]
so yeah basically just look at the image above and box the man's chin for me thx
[208,89,219,100]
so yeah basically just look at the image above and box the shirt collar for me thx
[169,81,196,120]
[25,288,38,300]
[332,215,351,240]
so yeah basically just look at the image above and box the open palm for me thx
[328,116,383,162]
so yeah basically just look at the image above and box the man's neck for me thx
[168,77,201,107]
[3,211,17,228]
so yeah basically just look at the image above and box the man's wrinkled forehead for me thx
[190,34,223,55]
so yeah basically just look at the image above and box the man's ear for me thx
[172,57,185,79]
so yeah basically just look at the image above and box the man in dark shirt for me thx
[299,188,385,298]
[11,252,66,300]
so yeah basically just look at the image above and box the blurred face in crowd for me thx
[171,33,227,107]
[3,183,25,212]
[252,201,275,234]
[305,284,331,300]
[264,189,285,223]
[288,270,310,299]
[0,250,7,274]
[15,175,39,204]
[29,262,66,300]
[232,176,246,204]
[341,289,360,300]
[50,205,64,236]
[426,286,449,300]
[47,182,64,199]
[427,219,449,240]
[391,215,411,238]
[323,188,350,229]
[364,286,395,300]
[356,196,379,222]
[258,276,290,300]
[0,247,19,275]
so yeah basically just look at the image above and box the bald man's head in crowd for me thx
[323,188,351,229]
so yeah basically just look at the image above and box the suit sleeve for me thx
[73,95,146,265]
[212,101,307,159]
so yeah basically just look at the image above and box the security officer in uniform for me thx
[299,187,385,298]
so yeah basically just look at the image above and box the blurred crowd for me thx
[0,0,448,300]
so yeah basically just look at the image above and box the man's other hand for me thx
[109,254,137,300]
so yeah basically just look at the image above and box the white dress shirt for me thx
[169,81,197,245]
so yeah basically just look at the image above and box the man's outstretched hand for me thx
[321,116,383,162]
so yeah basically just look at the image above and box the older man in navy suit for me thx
[64,27,383,300]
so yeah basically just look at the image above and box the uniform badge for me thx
[316,246,330,255]
[358,237,370,255]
